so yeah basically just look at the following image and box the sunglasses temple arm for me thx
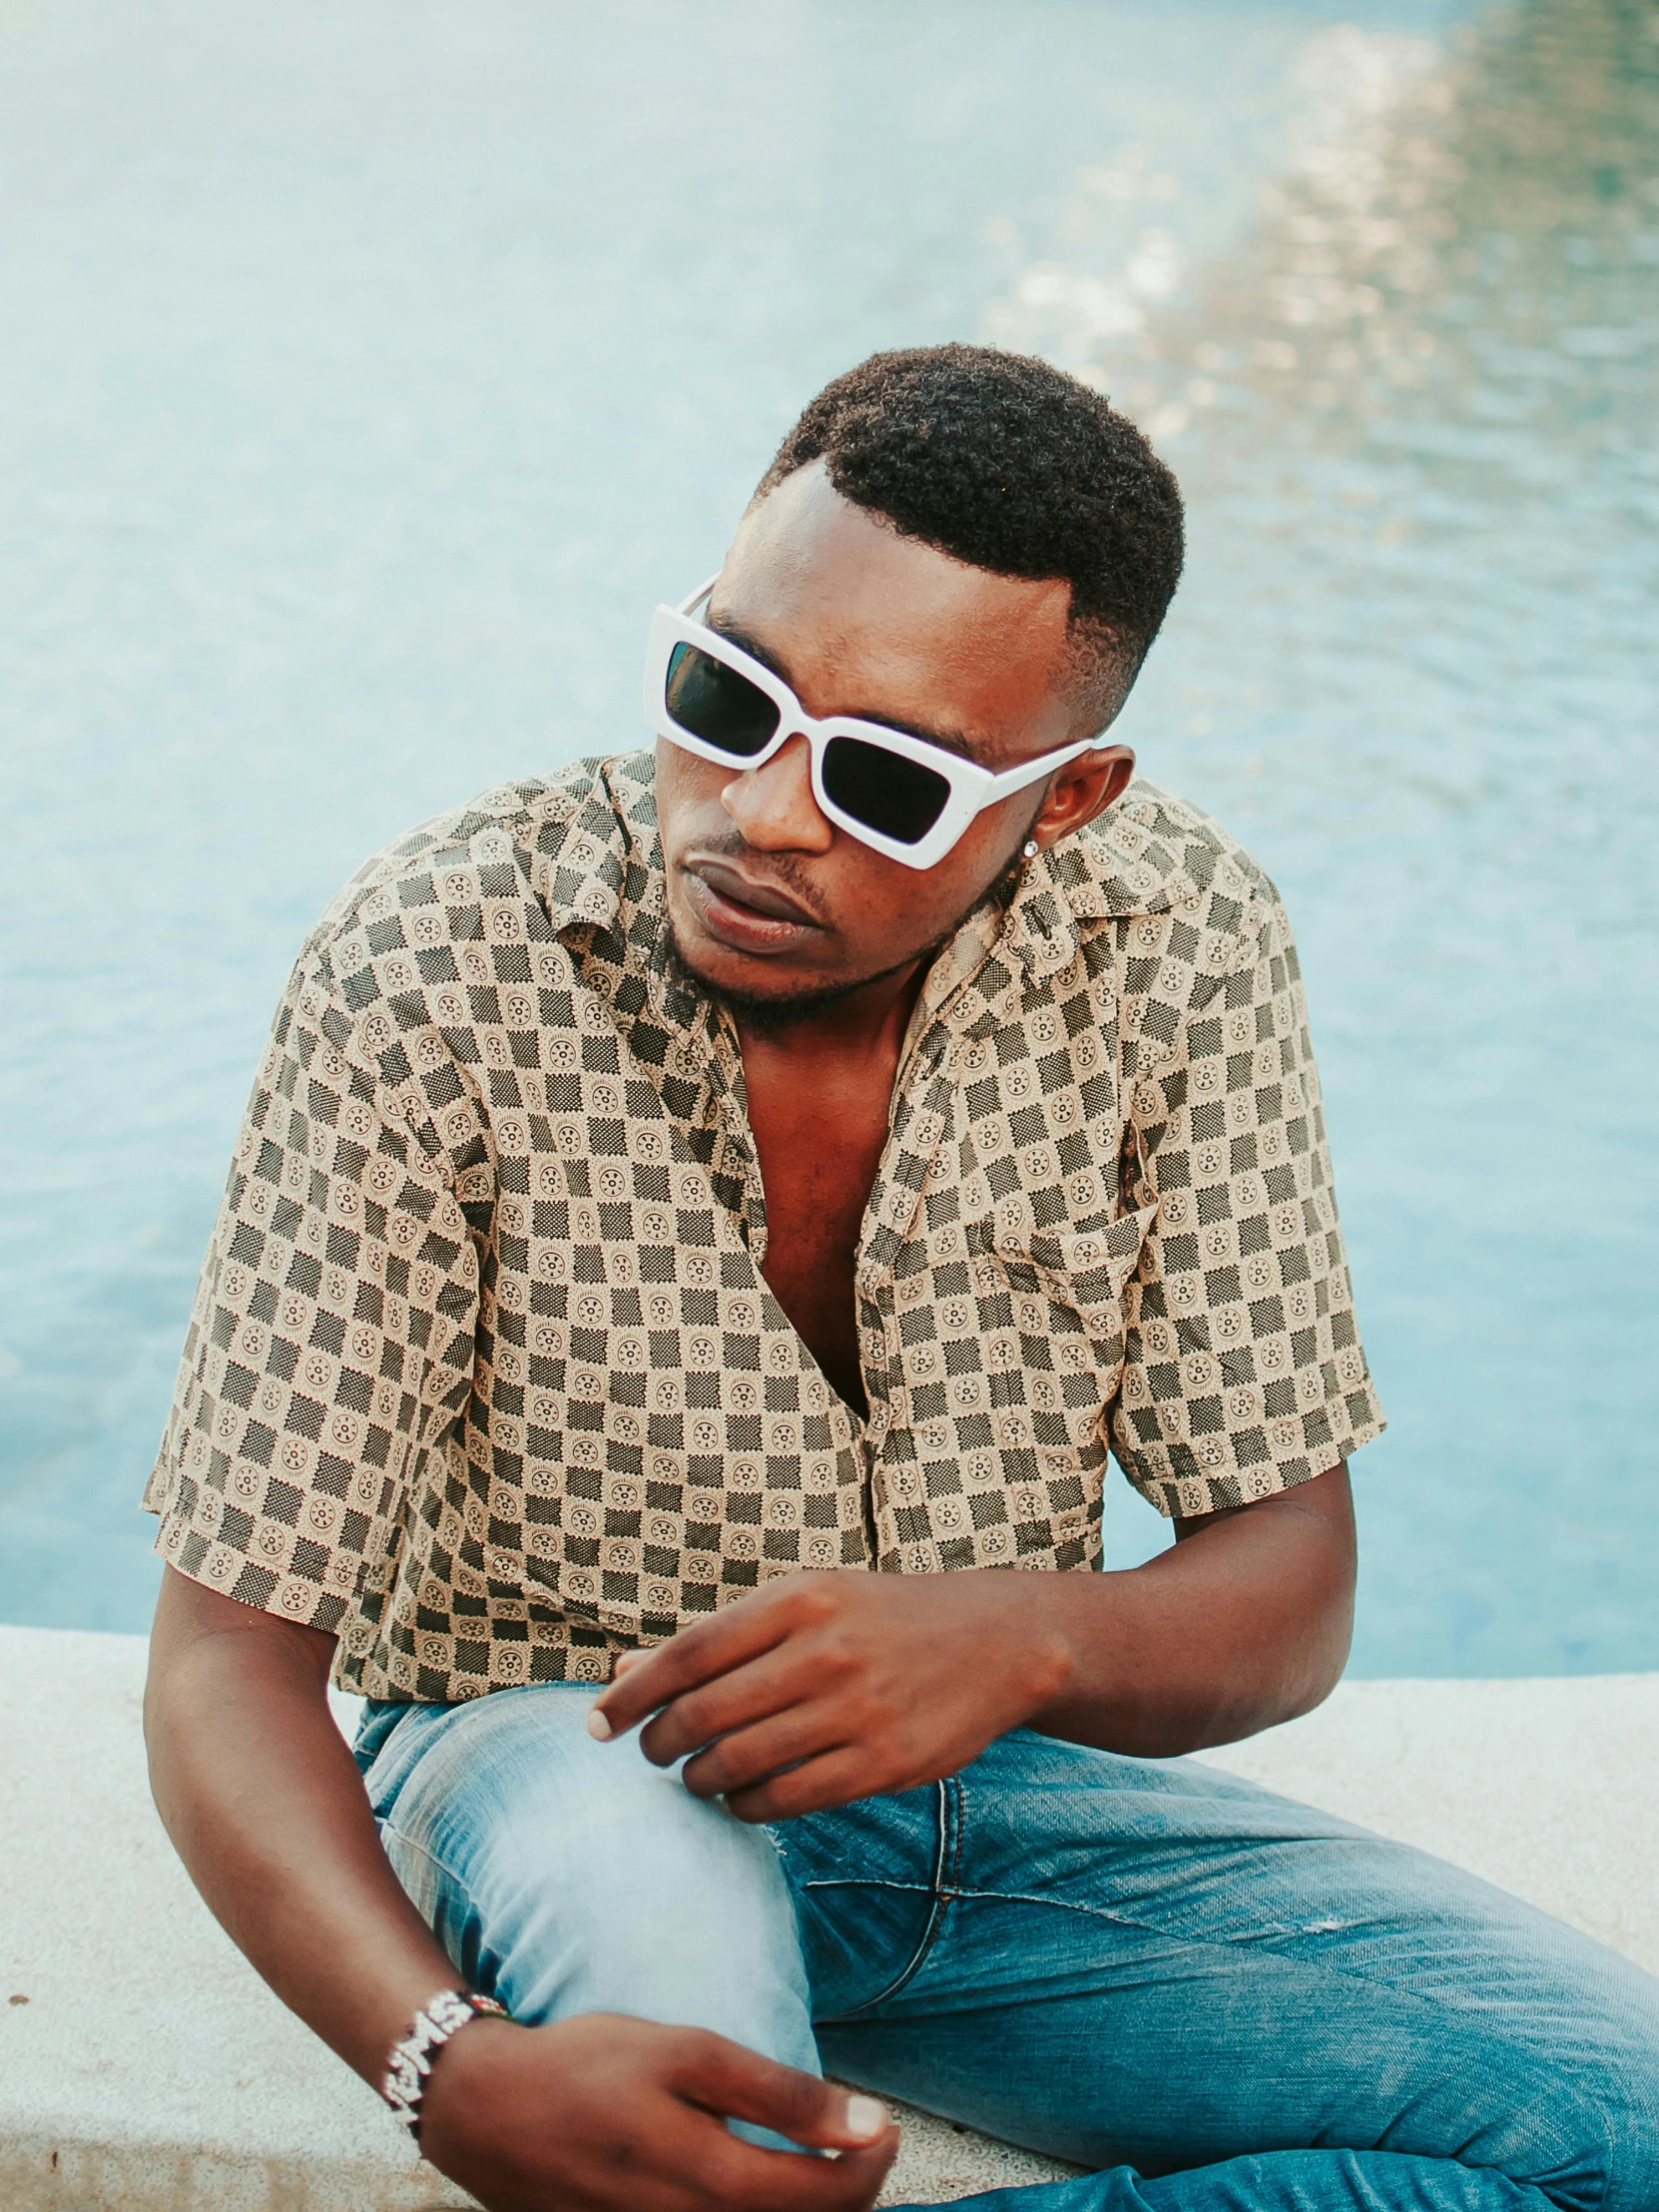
[677,572,723,617]
[983,739,1103,802]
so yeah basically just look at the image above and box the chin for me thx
[666,918,863,1030]
[668,911,797,990]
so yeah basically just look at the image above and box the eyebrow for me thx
[705,609,981,761]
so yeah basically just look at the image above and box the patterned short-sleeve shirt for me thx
[145,752,1383,1699]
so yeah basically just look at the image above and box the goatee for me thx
[665,843,1029,1040]
[665,929,927,1038]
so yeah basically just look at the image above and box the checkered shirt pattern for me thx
[145,752,1383,1700]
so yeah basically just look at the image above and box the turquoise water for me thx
[1,0,1654,1673]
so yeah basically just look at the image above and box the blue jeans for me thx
[355,1687,1659,2212]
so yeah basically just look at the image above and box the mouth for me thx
[682,858,825,956]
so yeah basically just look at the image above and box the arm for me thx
[145,1566,896,2211]
[144,1565,459,2080]
[1031,1458,1355,1753]
[589,1462,1354,1822]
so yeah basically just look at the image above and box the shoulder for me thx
[1058,779,1289,971]
[1064,779,1281,922]
[1014,783,1296,1060]
[256,752,658,1164]
[295,751,658,990]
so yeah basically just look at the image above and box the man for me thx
[144,346,1658,2212]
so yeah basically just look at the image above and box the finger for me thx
[623,2096,879,2212]
[590,1582,810,1740]
[677,2122,900,2212]
[808,2131,901,2210]
[723,1746,891,1825]
[691,2127,900,2212]
[678,1702,848,1801]
[638,1645,828,1768]
[673,2031,891,2153]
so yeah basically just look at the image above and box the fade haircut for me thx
[755,343,1185,719]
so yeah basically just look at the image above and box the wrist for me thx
[379,1989,512,2139]
[969,1571,1078,1713]
[1024,1615,1079,1711]
[416,2008,538,2166]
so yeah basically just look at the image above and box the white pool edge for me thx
[2,1625,1654,2208]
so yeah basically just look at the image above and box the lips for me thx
[681,858,825,957]
[689,861,820,926]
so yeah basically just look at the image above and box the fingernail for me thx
[843,2094,886,2141]
[585,1707,613,1741]
[613,1650,643,1674]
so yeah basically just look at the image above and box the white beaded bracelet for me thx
[380,1988,509,2136]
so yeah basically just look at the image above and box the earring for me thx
[1023,839,1040,859]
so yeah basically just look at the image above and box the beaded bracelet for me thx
[380,1988,510,2136]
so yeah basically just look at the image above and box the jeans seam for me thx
[812,1780,955,2023]
[798,1880,934,1896]
[944,1773,965,1896]
[379,1817,471,1901]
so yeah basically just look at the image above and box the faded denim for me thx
[357,1689,1659,2212]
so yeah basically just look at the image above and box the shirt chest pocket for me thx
[974,1201,1158,1420]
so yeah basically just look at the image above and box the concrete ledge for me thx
[1,1625,1654,2209]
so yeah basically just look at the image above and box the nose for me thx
[720,733,833,855]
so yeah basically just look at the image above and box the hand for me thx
[418,2011,898,2212]
[588,1570,1075,1821]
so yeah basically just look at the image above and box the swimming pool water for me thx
[1,0,1654,1673]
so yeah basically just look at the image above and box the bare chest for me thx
[741,1052,895,1414]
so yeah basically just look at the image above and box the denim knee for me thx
[363,1685,819,2074]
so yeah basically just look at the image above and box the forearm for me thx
[144,1569,457,2085]
[146,1575,901,2211]
[1028,1466,1356,1758]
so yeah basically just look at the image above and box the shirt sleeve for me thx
[144,955,481,1631]
[1108,891,1384,1517]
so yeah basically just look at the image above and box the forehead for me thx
[712,462,1078,761]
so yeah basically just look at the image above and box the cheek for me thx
[654,740,730,847]
[833,834,1004,952]
[653,735,701,815]
[930,808,1028,909]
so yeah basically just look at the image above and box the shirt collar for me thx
[927,781,1204,1017]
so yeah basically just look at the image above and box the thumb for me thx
[676,2034,893,2151]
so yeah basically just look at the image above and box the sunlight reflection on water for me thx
[994,0,1659,1662]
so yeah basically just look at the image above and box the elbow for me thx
[1277,1647,1346,1728]
[1272,1579,1355,1728]
[1179,1578,1356,1755]
[1265,1485,1358,1729]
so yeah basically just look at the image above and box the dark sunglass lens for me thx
[822,735,952,845]
[665,643,780,759]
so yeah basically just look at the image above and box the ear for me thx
[1028,746,1136,852]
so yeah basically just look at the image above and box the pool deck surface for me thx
[1,1623,1654,2209]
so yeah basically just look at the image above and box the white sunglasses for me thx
[645,576,1106,870]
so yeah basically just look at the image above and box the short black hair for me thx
[756,343,1184,712]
